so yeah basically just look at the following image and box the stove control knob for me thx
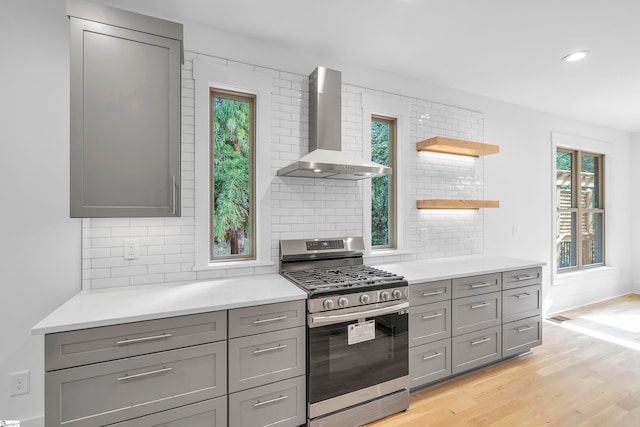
[360,294,371,304]
[323,299,334,310]
[338,297,349,308]
[392,289,402,299]
[380,291,390,301]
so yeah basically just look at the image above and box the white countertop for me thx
[32,274,307,335]
[32,255,544,335]
[375,255,544,285]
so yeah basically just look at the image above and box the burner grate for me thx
[283,265,404,293]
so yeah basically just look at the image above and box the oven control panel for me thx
[308,285,408,313]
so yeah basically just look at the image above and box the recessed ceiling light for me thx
[562,50,590,62]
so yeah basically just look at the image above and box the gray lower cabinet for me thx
[408,266,543,391]
[106,396,227,427]
[68,0,182,217]
[229,375,306,427]
[45,342,227,426]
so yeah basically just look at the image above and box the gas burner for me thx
[282,265,404,294]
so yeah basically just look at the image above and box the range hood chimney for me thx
[277,67,392,180]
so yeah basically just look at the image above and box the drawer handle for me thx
[254,395,288,407]
[514,293,532,300]
[517,325,535,333]
[116,333,173,345]
[254,344,288,354]
[421,312,443,320]
[470,302,491,309]
[117,366,172,382]
[253,316,288,324]
[422,289,445,297]
[422,352,443,361]
[470,337,491,346]
[515,274,536,281]
[469,282,493,289]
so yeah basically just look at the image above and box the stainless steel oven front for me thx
[307,299,410,426]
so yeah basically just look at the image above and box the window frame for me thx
[370,115,397,249]
[193,60,272,271]
[556,147,605,272]
[209,88,256,261]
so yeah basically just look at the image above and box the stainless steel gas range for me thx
[279,237,409,427]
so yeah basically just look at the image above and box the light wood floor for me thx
[368,294,640,427]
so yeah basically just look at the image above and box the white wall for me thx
[0,0,81,424]
[631,133,640,293]
[1,0,634,423]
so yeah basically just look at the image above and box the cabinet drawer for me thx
[45,341,227,427]
[452,292,501,336]
[409,280,451,306]
[229,375,306,427]
[409,300,451,347]
[410,338,451,390]
[46,311,226,371]
[503,316,542,358]
[452,273,501,298]
[502,267,542,290]
[106,396,227,427]
[502,285,542,324]
[229,300,305,338]
[229,326,305,393]
[452,326,501,375]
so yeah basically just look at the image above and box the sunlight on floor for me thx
[581,313,640,333]
[549,319,640,352]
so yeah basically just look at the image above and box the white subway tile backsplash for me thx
[81,53,485,289]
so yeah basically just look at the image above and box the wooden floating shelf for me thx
[417,199,500,210]
[416,136,499,157]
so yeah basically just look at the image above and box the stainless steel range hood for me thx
[277,67,392,180]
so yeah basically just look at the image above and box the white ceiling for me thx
[103,0,640,133]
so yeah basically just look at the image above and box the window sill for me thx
[365,248,414,259]
[193,260,275,271]
[553,265,613,286]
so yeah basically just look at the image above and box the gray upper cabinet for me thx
[68,0,182,217]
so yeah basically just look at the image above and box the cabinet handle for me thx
[253,344,288,354]
[117,366,172,382]
[254,395,288,407]
[422,352,443,361]
[514,293,531,300]
[470,337,491,346]
[253,315,288,324]
[470,302,491,309]
[515,274,536,281]
[421,312,443,320]
[422,289,445,297]
[172,175,177,215]
[469,282,493,289]
[517,325,535,333]
[116,333,172,345]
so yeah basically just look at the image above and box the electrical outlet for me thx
[9,370,29,396]
[123,239,139,260]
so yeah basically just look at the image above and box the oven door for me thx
[307,300,409,417]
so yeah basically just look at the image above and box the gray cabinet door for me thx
[502,285,542,324]
[503,316,542,358]
[409,300,451,347]
[409,280,451,306]
[229,375,306,427]
[452,291,501,336]
[228,300,306,338]
[45,342,226,427]
[452,326,501,375]
[45,310,226,371]
[106,396,227,427]
[452,273,501,299]
[502,267,542,290]
[228,327,305,393]
[410,338,451,390]
[69,10,181,217]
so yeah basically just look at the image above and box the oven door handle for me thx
[309,301,409,327]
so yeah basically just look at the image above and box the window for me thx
[210,89,255,260]
[556,148,604,271]
[371,116,396,249]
